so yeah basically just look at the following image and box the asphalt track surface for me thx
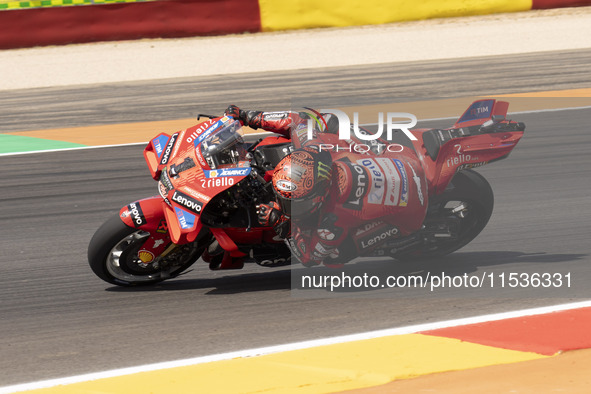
[1,49,591,386]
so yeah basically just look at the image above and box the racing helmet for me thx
[272,147,332,218]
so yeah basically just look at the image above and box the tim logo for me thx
[174,207,196,230]
[458,100,494,123]
[471,106,489,116]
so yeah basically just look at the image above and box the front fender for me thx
[119,196,167,233]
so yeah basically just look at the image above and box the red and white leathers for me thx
[226,106,428,267]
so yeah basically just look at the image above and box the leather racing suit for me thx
[225,105,428,266]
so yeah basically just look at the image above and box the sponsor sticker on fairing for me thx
[174,207,196,230]
[186,117,230,147]
[171,190,203,214]
[457,100,494,123]
[343,163,368,211]
[456,161,488,172]
[446,153,474,168]
[357,158,385,205]
[393,159,408,207]
[160,133,179,165]
[375,158,400,206]
[354,220,383,236]
[156,219,168,234]
[183,187,211,203]
[158,181,169,200]
[204,167,252,178]
[138,250,155,263]
[191,127,216,147]
[408,162,424,206]
[152,135,170,159]
[200,177,235,189]
[127,202,147,227]
[359,226,399,249]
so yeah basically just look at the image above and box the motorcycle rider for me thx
[225,105,428,266]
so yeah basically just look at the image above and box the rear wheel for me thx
[394,169,494,260]
[88,214,204,286]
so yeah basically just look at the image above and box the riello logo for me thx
[307,109,418,141]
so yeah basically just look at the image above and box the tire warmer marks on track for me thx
[5,307,591,394]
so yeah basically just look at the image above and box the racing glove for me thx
[224,105,247,123]
[257,202,290,238]
[224,105,264,129]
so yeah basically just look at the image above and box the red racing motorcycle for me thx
[88,99,525,286]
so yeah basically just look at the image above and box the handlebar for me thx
[196,113,219,120]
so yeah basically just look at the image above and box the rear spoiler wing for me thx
[453,99,509,128]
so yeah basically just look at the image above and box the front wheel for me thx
[88,214,204,286]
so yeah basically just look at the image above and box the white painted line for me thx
[0,142,148,157]
[508,105,591,115]
[2,104,590,158]
[1,299,591,394]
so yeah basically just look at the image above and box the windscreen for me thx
[199,120,247,169]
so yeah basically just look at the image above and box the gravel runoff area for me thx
[1,7,591,91]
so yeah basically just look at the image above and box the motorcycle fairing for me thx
[162,203,203,244]
[164,163,252,244]
[144,119,218,180]
[411,99,525,194]
[329,151,428,237]
[144,116,257,245]
[430,130,523,194]
[119,196,174,255]
[210,228,246,257]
